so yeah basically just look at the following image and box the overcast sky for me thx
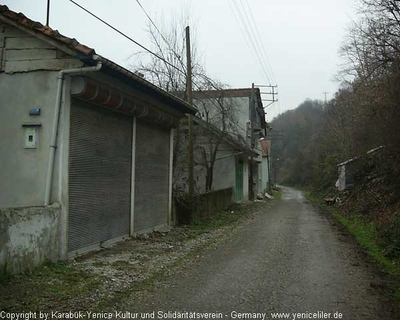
[2,0,358,120]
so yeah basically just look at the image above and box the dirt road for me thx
[117,187,396,319]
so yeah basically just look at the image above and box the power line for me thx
[237,0,273,85]
[70,0,249,135]
[243,0,276,84]
[69,0,185,77]
[134,0,223,106]
[230,0,272,85]
[133,0,192,99]
[135,0,165,43]
[228,0,276,86]
[134,0,187,70]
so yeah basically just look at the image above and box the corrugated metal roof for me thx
[0,4,196,115]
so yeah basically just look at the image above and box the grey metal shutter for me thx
[134,120,170,233]
[69,100,132,253]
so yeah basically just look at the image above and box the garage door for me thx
[134,120,170,233]
[69,100,132,253]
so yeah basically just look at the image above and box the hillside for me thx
[270,96,400,264]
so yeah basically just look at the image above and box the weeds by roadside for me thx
[271,187,283,200]
[305,191,400,306]
[190,202,260,231]
[0,262,101,312]
[331,212,400,277]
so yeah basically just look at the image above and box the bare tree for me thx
[194,95,242,191]
[334,0,400,180]
[129,12,241,194]
[129,12,218,95]
[339,0,400,83]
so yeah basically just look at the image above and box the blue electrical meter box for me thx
[29,108,41,116]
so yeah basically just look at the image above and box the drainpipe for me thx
[44,61,102,205]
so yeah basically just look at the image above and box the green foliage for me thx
[0,262,101,312]
[332,212,400,277]
[309,191,400,274]
[378,213,400,259]
[190,208,242,231]
[189,202,262,231]
[304,191,325,202]
[271,188,282,200]
[270,99,335,190]
[311,154,340,191]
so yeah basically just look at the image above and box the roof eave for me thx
[0,5,196,116]
[95,56,196,115]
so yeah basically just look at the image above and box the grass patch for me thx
[304,190,325,202]
[271,189,283,200]
[0,262,101,312]
[332,213,400,276]
[331,211,400,307]
[37,262,100,294]
[189,202,262,232]
[190,210,243,231]
[307,191,400,277]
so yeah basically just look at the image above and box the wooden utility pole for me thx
[185,26,194,198]
[250,83,255,201]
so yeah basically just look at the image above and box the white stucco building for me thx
[192,88,267,201]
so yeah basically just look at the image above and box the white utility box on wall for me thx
[22,124,41,149]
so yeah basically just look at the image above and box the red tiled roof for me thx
[0,4,94,56]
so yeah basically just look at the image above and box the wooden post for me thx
[250,83,255,201]
[186,26,194,199]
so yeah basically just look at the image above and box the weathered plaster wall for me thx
[243,159,249,201]
[194,96,250,144]
[0,71,59,208]
[260,157,268,192]
[0,21,77,210]
[252,162,259,195]
[190,139,237,194]
[0,204,61,276]
[232,96,251,141]
[211,146,236,193]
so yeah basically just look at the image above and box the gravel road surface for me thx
[118,186,396,320]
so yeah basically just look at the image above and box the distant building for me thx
[174,117,257,203]
[336,146,384,191]
[192,88,267,200]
